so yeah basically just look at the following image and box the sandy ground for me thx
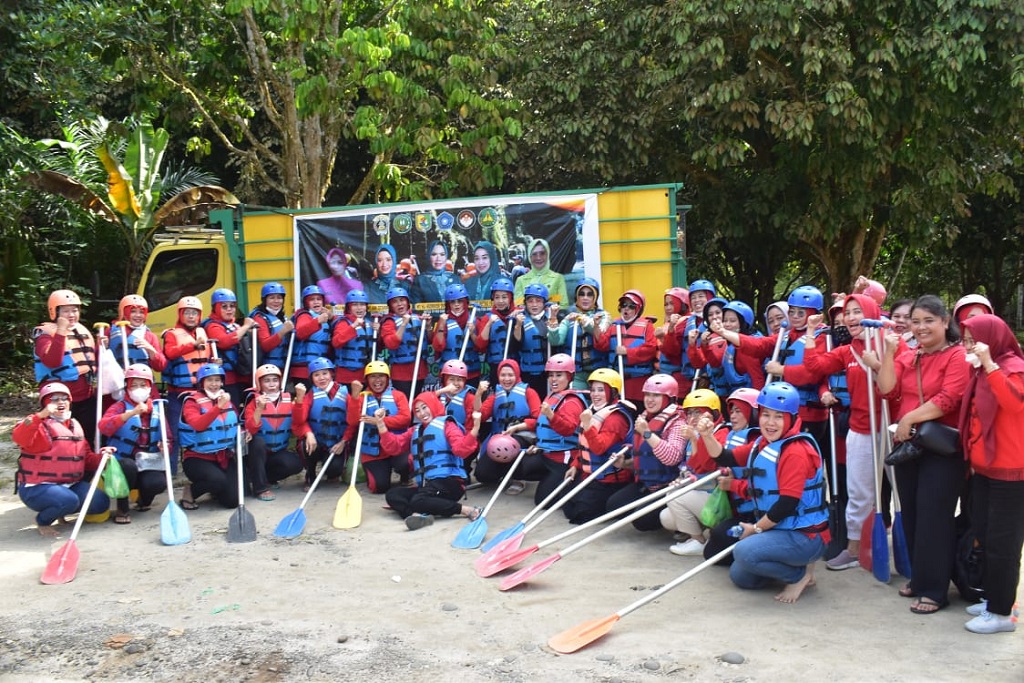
[1,411,1021,683]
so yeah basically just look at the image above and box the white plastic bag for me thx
[100,347,125,396]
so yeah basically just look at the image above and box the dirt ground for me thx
[1,407,1021,683]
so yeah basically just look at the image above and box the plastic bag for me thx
[700,488,732,528]
[99,347,125,397]
[103,456,130,498]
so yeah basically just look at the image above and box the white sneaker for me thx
[825,549,859,571]
[669,539,706,556]
[965,611,1018,634]
[966,600,1020,617]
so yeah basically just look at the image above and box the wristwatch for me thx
[753,524,764,534]
[642,430,653,440]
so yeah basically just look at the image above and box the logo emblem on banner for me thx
[393,213,412,234]
[478,208,498,229]
[415,213,432,233]
[372,214,390,236]
[436,211,455,231]
[457,210,476,230]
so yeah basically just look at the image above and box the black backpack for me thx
[953,526,985,604]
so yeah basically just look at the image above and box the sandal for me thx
[467,506,483,522]
[910,597,947,615]
[114,512,132,525]
[505,480,527,496]
[898,582,917,598]
[256,490,276,502]
[179,498,199,511]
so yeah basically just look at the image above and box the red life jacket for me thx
[579,402,634,484]
[18,418,88,485]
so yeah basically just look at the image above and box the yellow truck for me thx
[138,184,687,335]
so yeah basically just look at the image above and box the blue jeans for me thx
[18,481,111,526]
[730,529,825,589]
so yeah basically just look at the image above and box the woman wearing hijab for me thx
[368,243,408,306]
[317,247,362,306]
[464,241,500,302]
[958,314,1024,634]
[411,240,458,306]
[513,238,568,305]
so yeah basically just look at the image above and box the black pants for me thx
[970,474,1024,616]
[562,477,629,525]
[299,442,346,487]
[474,450,547,486]
[385,476,465,518]
[362,453,414,494]
[534,458,570,507]
[896,452,966,605]
[246,436,303,494]
[182,455,240,508]
[114,455,167,512]
[605,482,665,531]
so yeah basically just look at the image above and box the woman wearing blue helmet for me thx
[250,282,296,373]
[712,381,829,603]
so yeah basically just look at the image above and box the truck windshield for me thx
[142,247,219,311]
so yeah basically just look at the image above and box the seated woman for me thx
[716,382,829,604]
[178,364,241,510]
[381,392,482,530]
[98,364,169,523]
[243,364,304,500]
[13,382,113,536]
[292,357,350,490]
[472,359,544,490]
[344,361,413,494]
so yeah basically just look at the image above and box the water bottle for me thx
[727,524,744,538]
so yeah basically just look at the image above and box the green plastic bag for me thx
[103,456,130,499]
[699,488,732,528]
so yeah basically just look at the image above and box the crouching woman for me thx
[717,382,829,603]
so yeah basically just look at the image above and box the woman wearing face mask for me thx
[14,382,115,536]
[177,364,241,510]
[411,241,459,305]
[98,364,170,523]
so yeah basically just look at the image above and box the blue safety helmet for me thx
[757,381,800,416]
[345,289,369,305]
[445,283,469,302]
[386,287,410,303]
[723,300,755,327]
[261,282,286,299]
[524,283,549,301]
[196,363,226,382]
[575,277,600,297]
[308,357,336,374]
[787,285,824,312]
[211,288,237,306]
[301,285,325,302]
[688,279,717,297]
[702,297,729,322]
[490,278,515,295]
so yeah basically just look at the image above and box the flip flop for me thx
[114,513,132,524]
[898,582,917,598]
[179,498,200,511]
[910,597,947,614]
[257,490,276,501]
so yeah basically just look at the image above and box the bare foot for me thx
[37,524,60,538]
[775,566,816,603]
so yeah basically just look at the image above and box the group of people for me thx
[14,276,1022,635]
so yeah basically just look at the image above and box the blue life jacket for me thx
[440,317,480,374]
[444,386,472,425]
[580,402,634,483]
[388,315,424,364]
[106,402,162,458]
[565,313,607,376]
[536,391,588,453]
[256,394,293,452]
[292,310,332,367]
[178,394,238,453]
[485,313,512,365]
[202,318,241,375]
[412,416,466,484]
[633,405,684,489]
[360,389,401,458]
[518,315,548,373]
[829,370,850,407]
[746,433,828,531]
[332,317,372,372]
[108,325,151,369]
[779,330,827,407]
[726,426,760,514]
[679,315,700,380]
[491,383,531,432]
[308,385,349,444]
[250,308,289,370]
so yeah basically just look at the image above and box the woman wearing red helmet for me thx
[594,289,658,404]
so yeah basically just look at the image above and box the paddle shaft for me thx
[518,474,573,527]
[478,449,528,518]
[281,332,296,386]
[68,451,111,543]
[615,545,735,619]
[764,320,789,384]
[154,400,175,499]
[235,425,245,510]
[297,448,338,510]
[458,307,477,362]
[408,319,428,401]
[251,326,259,389]
[502,311,513,361]
[92,323,108,452]
[370,316,378,362]
[615,324,625,383]
[116,320,131,370]
[570,320,578,362]
[345,393,371,489]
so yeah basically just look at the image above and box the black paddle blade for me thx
[227,506,258,543]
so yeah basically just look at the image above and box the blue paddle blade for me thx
[891,511,912,579]
[872,512,891,583]
[452,516,488,549]
[481,522,524,553]
[273,509,307,539]
[160,502,192,545]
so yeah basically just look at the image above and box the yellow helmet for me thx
[364,360,391,378]
[587,368,623,395]
[682,388,721,413]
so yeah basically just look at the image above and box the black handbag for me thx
[913,420,962,458]
[885,440,923,466]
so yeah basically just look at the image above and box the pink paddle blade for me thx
[499,553,562,591]
[40,540,80,585]
[476,544,539,578]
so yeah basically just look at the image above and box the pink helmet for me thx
[124,363,154,385]
[486,433,521,464]
[544,353,576,373]
[440,359,469,379]
[664,287,690,314]
[726,387,760,417]
[39,382,72,406]
[642,373,679,398]
[619,289,646,313]
[862,279,887,306]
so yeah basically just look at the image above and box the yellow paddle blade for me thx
[333,486,362,529]
[548,614,620,654]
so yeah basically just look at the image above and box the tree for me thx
[24,117,238,290]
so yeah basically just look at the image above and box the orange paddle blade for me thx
[548,614,620,654]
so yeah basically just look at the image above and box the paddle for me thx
[40,450,111,585]
[823,331,848,560]
[370,316,379,361]
[615,323,626,382]
[226,424,257,543]
[764,319,789,384]
[548,545,735,653]
[481,475,573,553]
[280,332,296,387]
[502,310,515,360]
[458,306,478,362]
[452,448,529,549]
[115,320,131,370]
[861,320,889,583]
[92,322,109,452]
[475,447,630,577]
[500,470,723,590]
[273,448,339,539]
[408,317,428,401]
[881,399,911,578]
[333,394,369,529]
[154,400,190,545]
